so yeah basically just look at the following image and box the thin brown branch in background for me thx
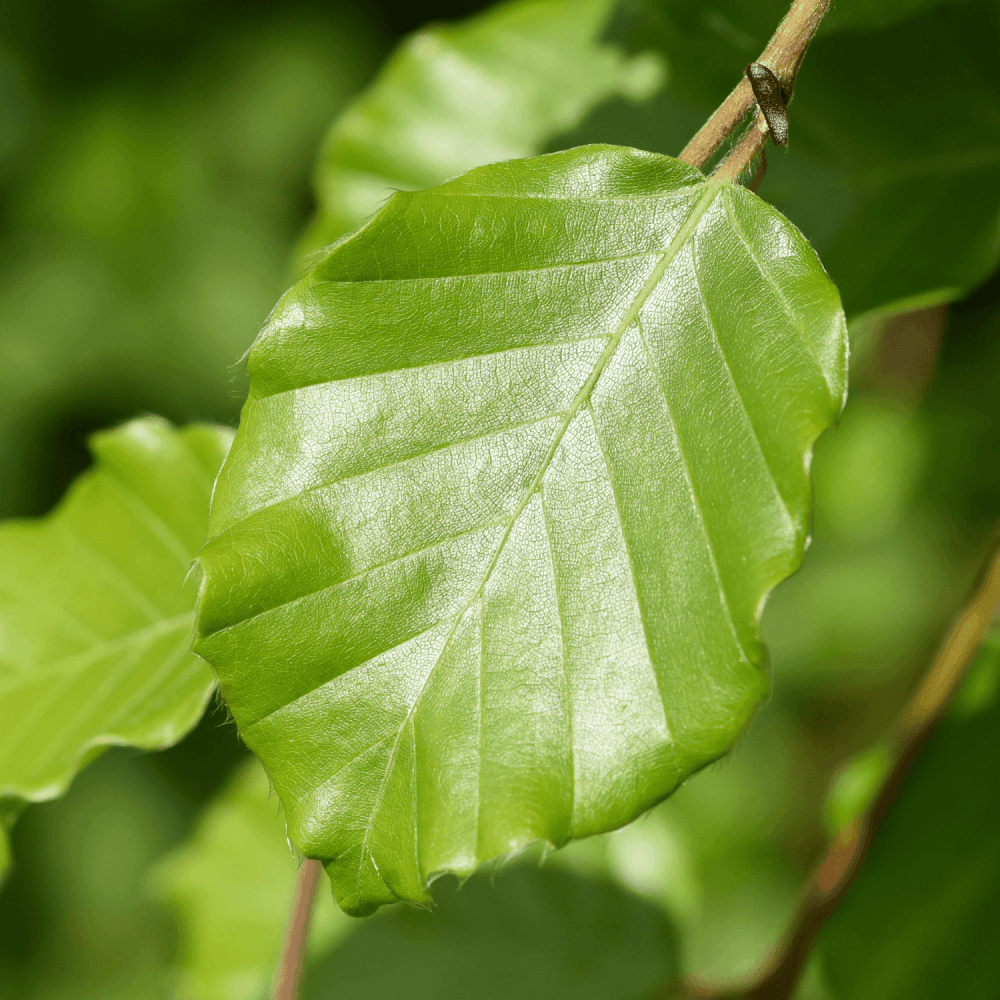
[679,0,833,170]
[671,538,1000,1000]
[273,858,324,1000]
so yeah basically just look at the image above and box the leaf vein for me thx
[634,317,750,665]
[205,517,509,643]
[539,487,575,833]
[585,400,672,743]
[346,178,726,891]
[721,189,835,399]
[312,248,664,286]
[689,239,797,529]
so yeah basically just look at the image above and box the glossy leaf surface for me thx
[196,144,847,915]
[158,759,351,1000]
[817,631,1000,997]
[297,0,663,259]
[0,418,231,813]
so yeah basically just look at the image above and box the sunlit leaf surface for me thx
[297,0,663,259]
[196,144,847,915]
[0,418,231,814]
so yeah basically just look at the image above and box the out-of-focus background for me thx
[0,2,487,994]
[1,0,999,997]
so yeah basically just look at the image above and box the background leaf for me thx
[196,144,846,915]
[302,863,680,999]
[0,417,231,822]
[558,0,1000,320]
[295,0,664,261]
[158,759,351,1000]
[814,630,1000,998]
[159,757,682,1000]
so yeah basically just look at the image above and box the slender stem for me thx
[676,537,1000,1000]
[679,0,833,170]
[273,859,324,1000]
[713,111,769,186]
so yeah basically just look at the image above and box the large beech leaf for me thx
[0,418,232,819]
[158,759,351,1000]
[196,144,847,915]
[296,0,663,260]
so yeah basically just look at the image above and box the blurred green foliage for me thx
[303,864,679,999]
[0,723,243,998]
[157,759,351,1000]
[0,1,384,519]
[560,0,1000,319]
[817,635,1000,998]
[1,0,1000,996]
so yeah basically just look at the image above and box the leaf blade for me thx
[197,145,847,915]
[297,0,664,261]
[0,418,232,808]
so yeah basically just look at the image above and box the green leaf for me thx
[296,0,664,261]
[196,144,846,915]
[818,0,966,33]
[824,743,893,835]
[303,864,679,999]
[158,758,352,1000]
[815,630,1000,998]
[574,1,1000,318]
[643,0,965,104]
[0,417,231,816]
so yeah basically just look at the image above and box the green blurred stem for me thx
[679,0,832,173]
[273,859,323,1000]
[678,536,1000,1000]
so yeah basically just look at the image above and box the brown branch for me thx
[713,111,769,187]
[669,537,1000,1000]
[273,858,324,1000]
[679,0,833,170]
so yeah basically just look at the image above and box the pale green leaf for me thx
[296,0,664,261]
[158,758,351,1000]
[196,144,847,915]
[0,417,232,813]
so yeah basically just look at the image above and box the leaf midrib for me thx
[469,177,724,607]
[350,175,726,894]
